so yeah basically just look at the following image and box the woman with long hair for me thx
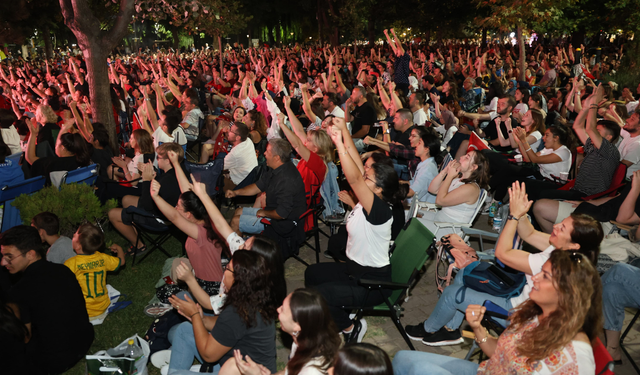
[108,129,155,183]
[150,164,229,301]
[222,288,342,375]
[169,178,287,312]
[333,344,393,375]
[164,250,279,374]
[512,87,530,122]
[243,109,268,145]
[305,117,409,343]
[485,111,571,201]
[395,249,602,375]
[417,150,489,238]
[404,182,602,347]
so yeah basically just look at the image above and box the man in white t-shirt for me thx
[322,92,345,118]
[180,96,204,141]
[618,108,640,178]
[409,92,428,126]
[223,122,258,191]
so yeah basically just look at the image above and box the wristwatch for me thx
[507,214,521,221]
[384,128,390,134]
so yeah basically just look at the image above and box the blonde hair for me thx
[508,250,603,364]
[307,129,334,163]
[36,104,58,124]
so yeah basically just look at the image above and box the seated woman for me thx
[150,163,229,302]
[334,343,393,375]
[416,150,489,237]
[405,128,440,203]
[169,179,286,312]
[25,118,90,184]
[305,117,408,343]
[485,114,573,201]
[394,249,602,375]
[221,288,341,375]
[163,250,278,375]
[282,96,334,206]
[108,129,155,184]
[404,182,602,346]
[243,110,268,151]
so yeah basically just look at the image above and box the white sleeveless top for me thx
[435,179,480,224]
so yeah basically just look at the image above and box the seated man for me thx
[1,225,94,374]
[31,211,75,264]
[222,121,258,192]
[362,108,416,180]
[108,143,183,253]
[180,94,204,142]
[226,139,306,247]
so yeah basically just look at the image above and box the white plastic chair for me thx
[414,189,487,240]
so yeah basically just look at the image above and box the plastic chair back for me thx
[375,219,434,310]
[62,164,100,187]
[0,176,46,232]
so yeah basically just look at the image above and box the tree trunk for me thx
[482,28,487,45]
[59,0,135,153]
[42,26,53,60]
[517,27,526,82]
[367,13,375,45]
[171,26,180,50]
[82,45,118,151]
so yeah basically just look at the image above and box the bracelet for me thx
[191,313,200,318]
[525,147,532,152]
[475,328,489,344]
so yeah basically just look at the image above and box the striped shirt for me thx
[574,138,620,196]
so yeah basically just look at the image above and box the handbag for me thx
[435,233,479,293]
[461,260,526,299]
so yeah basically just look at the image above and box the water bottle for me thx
[126,338,143,360]
[492,203,503,231]
[488,201,497,226]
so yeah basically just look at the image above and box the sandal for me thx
[126,244,147,255]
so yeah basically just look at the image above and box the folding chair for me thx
[129,210,179,266]
[343,219,435,350]
[414,189,488,240]
[0,176,46,232]
[558,163,627,201]
[593,337,615,375]
[61,164,100,186]
[620,309,640,374]
[462,300,509,362]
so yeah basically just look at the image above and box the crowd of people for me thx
[1,28,640,374]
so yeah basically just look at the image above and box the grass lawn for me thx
[66,229,183,375]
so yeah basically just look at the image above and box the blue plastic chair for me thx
[0,176,46,232]
[61,164,100,187]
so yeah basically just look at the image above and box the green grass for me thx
[66,230,184,375]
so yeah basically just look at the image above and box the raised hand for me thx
[150,179,161,198]
[465,304,486,329]
[508,181,532,218]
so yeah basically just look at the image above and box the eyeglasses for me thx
[364,174,378,186]
[224,265,235,274]
[2,252,26,264]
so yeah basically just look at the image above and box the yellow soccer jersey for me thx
[64,252,121,317]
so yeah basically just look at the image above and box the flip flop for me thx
[126,244,147,255]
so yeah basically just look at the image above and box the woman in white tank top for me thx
[419,150,490,236]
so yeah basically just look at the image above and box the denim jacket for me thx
[320,162,344,218]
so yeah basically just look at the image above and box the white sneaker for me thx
[190,365,202,372]
[151,349,172,369]
[160,365,169,375]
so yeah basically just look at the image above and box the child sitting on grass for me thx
[64,223,125,321]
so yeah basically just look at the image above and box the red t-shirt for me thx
[297,151,327,230]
